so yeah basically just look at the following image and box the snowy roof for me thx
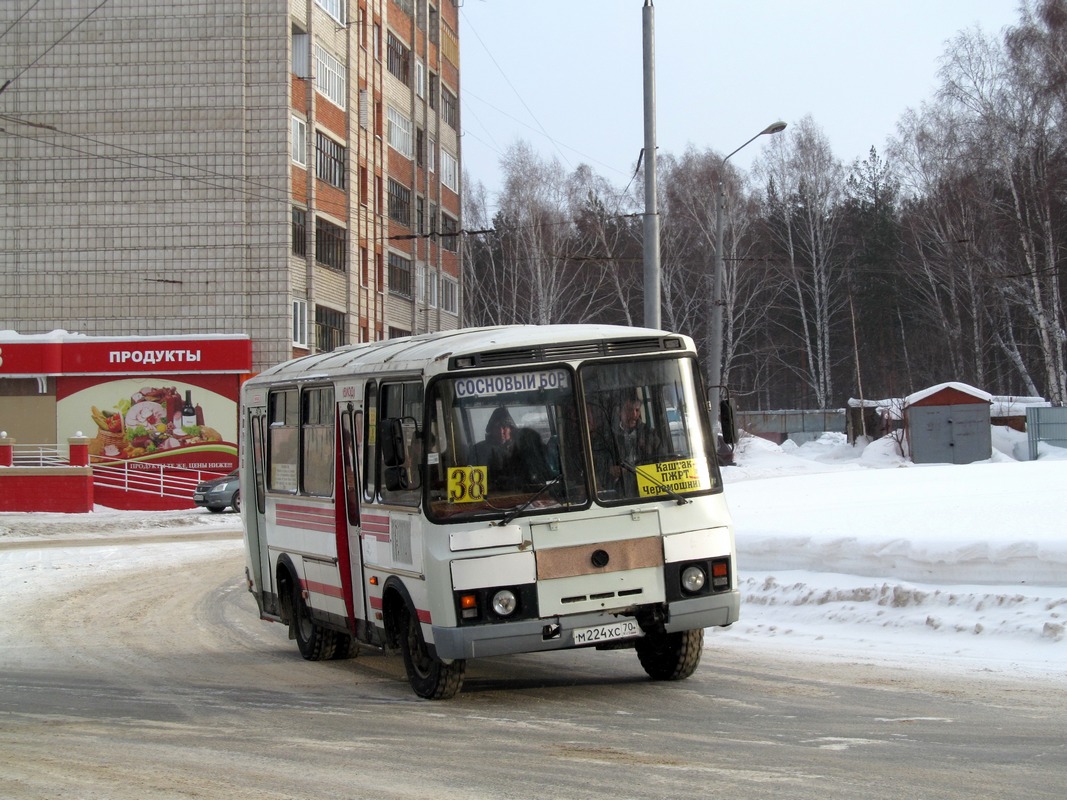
[904,381,991,406]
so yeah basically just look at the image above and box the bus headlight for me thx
[491,589,518,617]
[681,565,707,593]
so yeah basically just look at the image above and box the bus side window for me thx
[267,389,299,493]
[378,380,423,506]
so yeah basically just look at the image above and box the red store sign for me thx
[0,336,251,376]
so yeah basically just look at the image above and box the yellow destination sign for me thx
[634,458,712,497]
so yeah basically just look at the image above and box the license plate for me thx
[194,494,204,502]
[573,619,642,645]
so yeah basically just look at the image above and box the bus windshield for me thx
[425,356,718,522]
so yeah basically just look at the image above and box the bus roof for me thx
[247,324,695,384]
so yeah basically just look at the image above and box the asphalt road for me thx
[2,536,1064,800]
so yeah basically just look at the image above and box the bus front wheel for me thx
[398,605,465,700]
[291,583,337,661]
[636,628,703,680]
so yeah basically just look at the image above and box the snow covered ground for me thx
[713,426,1067,682]
[1,424,1064,683]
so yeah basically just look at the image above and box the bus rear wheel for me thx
[399,605,465,700]
[636,628,703,680]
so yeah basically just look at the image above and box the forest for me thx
[460,0,1067,411]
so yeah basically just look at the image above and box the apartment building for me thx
[0,0,462,377]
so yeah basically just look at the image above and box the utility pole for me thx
[641,0,660,329]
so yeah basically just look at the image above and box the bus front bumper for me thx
[430,590,740,661]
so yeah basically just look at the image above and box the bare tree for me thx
[938,15,1067,402]
[755,116,848,408]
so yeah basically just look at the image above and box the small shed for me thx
[905,382,992,464]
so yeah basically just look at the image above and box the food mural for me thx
[57,377,238,472]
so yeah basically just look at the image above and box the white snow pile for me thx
[713,427,1067,680]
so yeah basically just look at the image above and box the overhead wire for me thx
[0,113,293,204]
[0,0,110,96]
[0,0,42,45]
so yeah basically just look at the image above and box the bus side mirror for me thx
[720,398,738,446]
[380,417,406,467]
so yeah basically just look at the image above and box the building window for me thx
[388,326,411,339]
[316,132,346,189]
[416,128,425,168]
[415,59,425,98]
[428,136,435,172]
[387,179,412,226]
[441,21,459,66]
[416,196,425,233]
[388,252,413,298]
[441,149,458,192]
[440,213,459,252]
[315,44,346,109]
[315,0,345,24]
[394,0,414,16]
[292,299,309,346]
[428,73,437,110]
[441,276,458,314]
[292,207,307,256]
[442,86,458,130]
[292,31,309,77]
[291,116,307,166]
[315,305,347,353]
[387,106,413,158]
[316,217,347,272]
[428,268,439,308]
[386,32,411,85]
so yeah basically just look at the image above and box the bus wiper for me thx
[620,461,689,505]
[498,476,563,526]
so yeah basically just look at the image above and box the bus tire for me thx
[636,628,703,681]
[330,634,359,660]
[398,604,465,699]
[292,583,337,661]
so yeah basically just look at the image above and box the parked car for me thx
[193,469,240,513]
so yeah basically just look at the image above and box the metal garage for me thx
[905,382,992,465]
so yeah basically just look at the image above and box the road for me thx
[1,534,1064,800]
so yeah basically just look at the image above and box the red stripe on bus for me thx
[301,579,344,599]
[366,595,430,624]
[277,503,333,518]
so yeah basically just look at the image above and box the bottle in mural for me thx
[181,390,197,430]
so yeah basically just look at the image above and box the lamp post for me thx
[708,121,786,435]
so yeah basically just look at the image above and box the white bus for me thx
[240,324,738,699]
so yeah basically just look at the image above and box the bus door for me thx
[338,403,367,626]
[246,405,274,610]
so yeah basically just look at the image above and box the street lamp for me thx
[708,121,786,440]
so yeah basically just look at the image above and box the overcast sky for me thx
[459,1,1025,207]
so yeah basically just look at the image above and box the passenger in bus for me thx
[603,390,661,496]
[508,427,554,489]
[471,406,516,489]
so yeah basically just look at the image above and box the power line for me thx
[0,112,290,198]
[0,0,42,45]
[1,121,291,206]
[459,7,571,171]
[0,0,110,96]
